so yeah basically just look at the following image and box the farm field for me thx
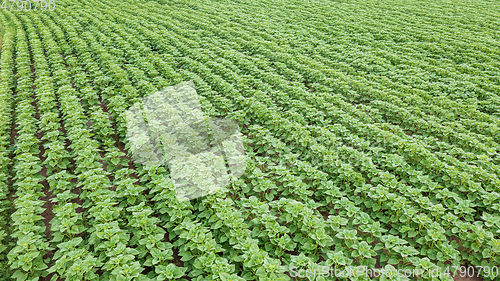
[0,0,500,280]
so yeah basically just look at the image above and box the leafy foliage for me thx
[1,0,500,280]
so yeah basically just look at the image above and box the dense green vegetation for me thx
[0,0,499,280]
